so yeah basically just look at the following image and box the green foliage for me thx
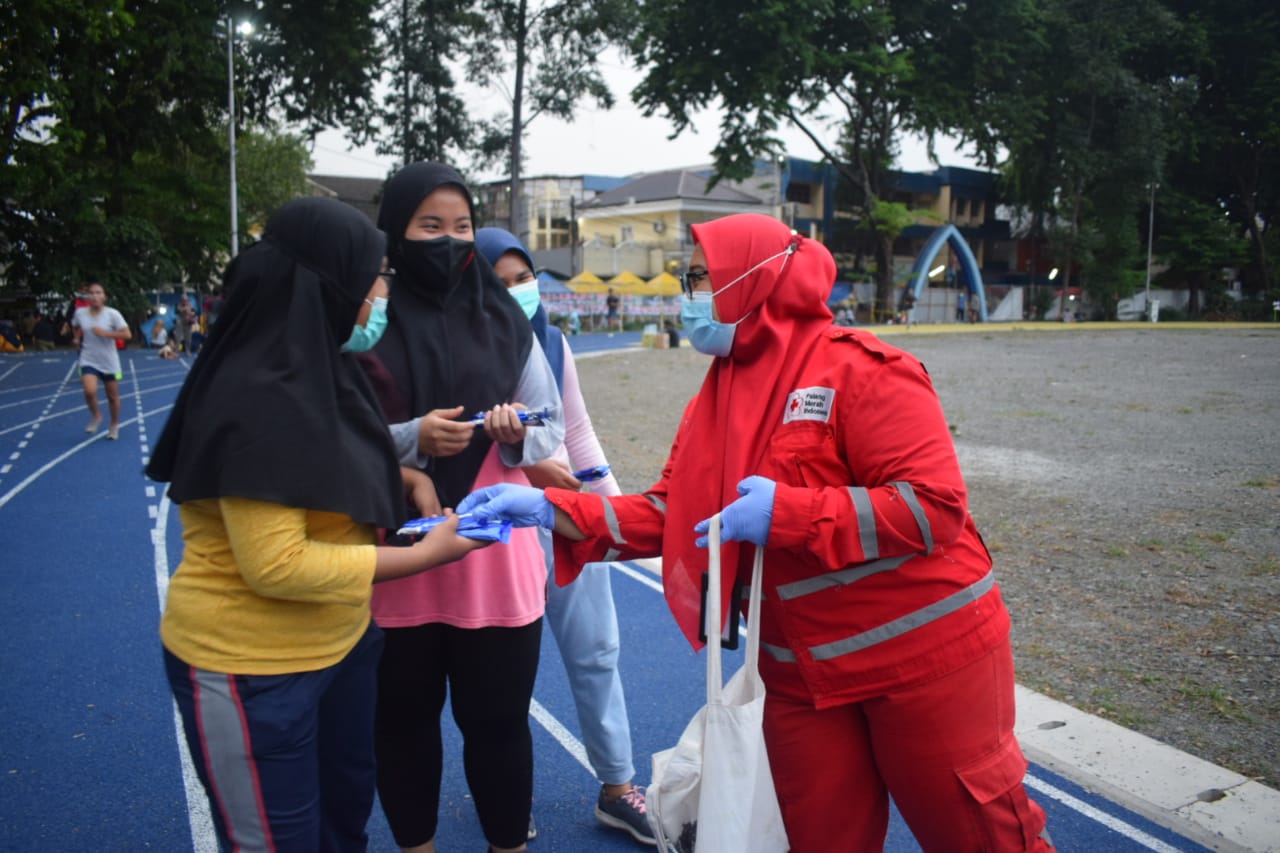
[1,0,367,307]
[467,0,635,236]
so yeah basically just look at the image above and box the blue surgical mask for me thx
[341,296,388,353]
[680,295,738,357]
[508,280,541,320]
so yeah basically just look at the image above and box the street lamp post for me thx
[226,18,253,257]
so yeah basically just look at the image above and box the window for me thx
[785,183,813,204]
[620,225,634,243]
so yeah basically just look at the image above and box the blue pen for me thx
[467,407,550,427]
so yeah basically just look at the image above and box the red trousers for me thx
[763,639,1051,852]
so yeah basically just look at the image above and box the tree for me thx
[1,0,376,307]
[349,0,487,169]
[469,0,634,241]
[629,0,1035,315]
[998,0,1183,317]
[1160,0,1280,298]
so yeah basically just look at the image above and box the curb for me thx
[1016,687,1280,852]
[625,558,1280,852]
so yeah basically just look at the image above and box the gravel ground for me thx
[572,325,1280,789]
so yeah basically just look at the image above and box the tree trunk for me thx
[508,0,528,242]
[874,233,895,322]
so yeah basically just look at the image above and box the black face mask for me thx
[399,236,474,294]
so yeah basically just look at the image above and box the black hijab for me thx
[147,197,404,529]
[368,161,533,507]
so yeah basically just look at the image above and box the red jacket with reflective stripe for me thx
[549,329,1010,707]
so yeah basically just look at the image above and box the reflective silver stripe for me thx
[603,547,622,562]
[892,480,933,555]
[775,555,912,600]
[762,641,796,662]
[192,668,271,850]
[809,570,995,661]
[601,497,627,545]
[848,486,878,559]
[644,493,667,514]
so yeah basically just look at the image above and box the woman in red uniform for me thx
[460,213,1052,852]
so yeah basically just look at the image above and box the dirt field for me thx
[572,324,1280,788]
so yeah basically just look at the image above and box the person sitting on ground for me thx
[149,318,169,349]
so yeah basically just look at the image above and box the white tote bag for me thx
[647,515,790,853]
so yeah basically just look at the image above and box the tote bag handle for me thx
[704,514,764,705]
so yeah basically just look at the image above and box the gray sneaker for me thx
[595,785,656,846]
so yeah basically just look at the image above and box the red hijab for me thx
[662,213,837,648]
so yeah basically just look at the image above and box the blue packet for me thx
[572,464,611,482]
[466,407,551,427]
[392,514,512,545]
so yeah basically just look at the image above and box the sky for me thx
[309,52,984,181]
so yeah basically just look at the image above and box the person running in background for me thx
[460,213,1053,853]
[147,196,487,853]
[70,279,131,440]
[359,162,563,853]
[476,228,655,846]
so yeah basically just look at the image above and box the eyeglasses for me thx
[680,268,710,298]
[378,269,396,284]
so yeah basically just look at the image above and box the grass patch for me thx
[1243,476,1280,488]
[1174,680,1251,721]
[1123,402,1152,412]
[1249,557,1280,576]
[1104,546,1129,558]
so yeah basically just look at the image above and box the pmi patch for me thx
[783,386,835,423]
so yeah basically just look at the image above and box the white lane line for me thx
[612,558,1186,850]
[529,699,594,777]
[1024,773,1181,852]
[0,363,19,383]
[0,378,185,414]
[0,405,172,510]
[134,358,216,853]
[0,360,76,488]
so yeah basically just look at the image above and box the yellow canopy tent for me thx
[566,270,608,294]
[644,271,682,297]
[605,270,648,295]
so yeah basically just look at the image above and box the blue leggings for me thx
[165,624,384,853]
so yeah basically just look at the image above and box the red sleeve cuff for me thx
[768,481,817,550]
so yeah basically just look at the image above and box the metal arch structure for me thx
[907,225,987,321]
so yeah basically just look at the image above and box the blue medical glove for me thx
[694,476,777,548]
[456,483,555,529]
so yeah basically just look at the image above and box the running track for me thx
[0,347,1215,851]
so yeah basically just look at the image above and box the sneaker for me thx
[595,785,656,846]
[85,418,101,434]
[527,813,537,841]
[106,427,119,441]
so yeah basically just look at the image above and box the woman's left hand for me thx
[696,476,778,547]
[523,459,581,491]
[401,467,442,517]
[482,403,527,445]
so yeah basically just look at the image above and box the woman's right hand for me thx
[457,484,555,528]
[416,406,473,457]
[413,511,490,564]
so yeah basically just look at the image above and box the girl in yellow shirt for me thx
[147,197,485,852]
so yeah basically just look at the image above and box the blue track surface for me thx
[0,349,1213,851]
